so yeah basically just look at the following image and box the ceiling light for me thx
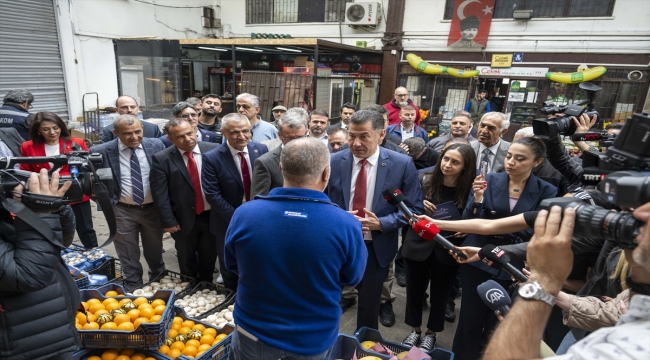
[198,46,228,52]
[236,47,263,52]
[276,47,302,53]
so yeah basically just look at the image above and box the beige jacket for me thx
[563,289,631,332]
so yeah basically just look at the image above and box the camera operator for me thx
[483,202,650,360]
[544,113,594,186]
[0,169,81,360]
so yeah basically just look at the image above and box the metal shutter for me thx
[0,0,69,119]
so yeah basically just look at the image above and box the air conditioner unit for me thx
[345,2,381,27]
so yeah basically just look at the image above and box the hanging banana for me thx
[406,53,445,75]
[545,66,607,84]
[445,66,480,78]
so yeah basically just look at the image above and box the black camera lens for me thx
[573,205,641,248]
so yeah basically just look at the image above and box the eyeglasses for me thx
[236,104,251,110]
[394,94,409,98]
[181,113,198,118]
[28,103,33,109]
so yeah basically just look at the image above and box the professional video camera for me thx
[0,150,113,211]
[533,82,602,138]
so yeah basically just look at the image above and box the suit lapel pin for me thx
[254,149,258,153]
[381,163,386,167]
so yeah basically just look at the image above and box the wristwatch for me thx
[518,281,556,307]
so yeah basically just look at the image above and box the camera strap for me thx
[87,161,117,248]
[1,198,59,247]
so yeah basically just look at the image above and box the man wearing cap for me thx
[271,105,287,126]
[450,15,482,48]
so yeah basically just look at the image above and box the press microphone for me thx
[382,187,417,223]
[478,244,528,283]
[477,280,511,317]
[382,187,467,260]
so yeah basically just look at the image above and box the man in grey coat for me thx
[470,112,511,174]
[427,110,476,152]
[251,113,308,197]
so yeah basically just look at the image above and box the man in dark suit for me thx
[326,102,355,134]
[0,127,23,159]
[202,113,268,290]
[159,102,219,147]
[326,109,423,330]
[251,113,308,197]
[151,118,219,283]
[470,112,511,174]
[90,115,166,290]
[101,95,162,143]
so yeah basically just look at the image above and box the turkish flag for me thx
[447,0,496,48]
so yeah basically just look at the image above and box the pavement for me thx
[81,203,460,350]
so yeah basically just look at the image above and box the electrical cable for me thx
[132,0,214,9]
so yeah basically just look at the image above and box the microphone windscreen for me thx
[413,219,439,241]
[382,187,405,206]
[477,280,512,312]
[478,244,511,269]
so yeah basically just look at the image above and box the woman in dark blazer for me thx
[452,137,558,360]
[401,143,477,351]
[20,112,98,248]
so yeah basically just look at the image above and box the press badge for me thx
[284,211,308,219]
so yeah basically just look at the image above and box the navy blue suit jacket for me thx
[202,142,268,241]
[90,137,165,205]
[159,128,219,148]
[326,147,423,267]
[462,171,557,279]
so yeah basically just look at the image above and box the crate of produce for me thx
[68,264,90,290]
[93,283,127,296]
[328,334,392,360]
[77,289,175,349]
[130,270,194,298]
[173,281,233,319]
[354,327,454,360]
[155,306,233,360]
[63,251,94,271]
[73,348,165,360]
[82,248,112,269]
[88,257,121,280]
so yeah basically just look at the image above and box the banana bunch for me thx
[406,53,480,78]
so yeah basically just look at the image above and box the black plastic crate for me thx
[328,334,392,360]
[77,289,175,349]
[88,257,120,280]
[73,348,164,360]
[177,281,234,319]
[354,327,455,360]
[140,270,196,298]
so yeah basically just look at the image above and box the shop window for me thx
[246,0,353,24]
[443,0,615,19]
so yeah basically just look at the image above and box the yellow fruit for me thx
[131,353,146,360]
[158,345,170,355]
[149,315,162,323]
[101,349,119,360]
[102,298,118,307]
[133,297,148,306]
[167,329,179,339]
[75,323,82,329]
[115,355,130,360]
[151,299,166,307]
[81,301,89,310]
[94,309,109,317]
[126,309,141,322]
[145,358,156,360]
[119,348,135,356]
[87,313,97,323]
[118,298,132,306]
[197,351,205,357]
[178,327,191,336]
[200,334,214,345]
[86,298,101,306]
[170,341,185,351]
[113,314,131,325]
[186,339,200,348]
[82,322,100,330]
[140,307,155,319]
[360,341,376,349]
[138,303,153,312]
[117,321,135,331]
[105,302,121,312]
[181,320,195,328]
[167,349,181,359]
[88,356,102,360]
[154,305,166,316]
[215,333,227,341]
[105,290,119,297]
[89,303,105,314]
[76,312,87,325]
[133,317,149,328]
[197,344,211,352]
[100,322,117,330]
[203,328,217,338]
[172,316,183,324]
[182,345,198,357]
[170,322,182,331]
[191,324,205,332]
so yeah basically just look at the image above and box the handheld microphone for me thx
[571,133,606,142]
[478,244,528,283]
[477,280,511,316]
[412,220,467,260]
[382,187,417,223]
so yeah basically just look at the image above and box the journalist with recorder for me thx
[0,169,80,360]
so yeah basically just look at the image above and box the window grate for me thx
[247,0,352,24]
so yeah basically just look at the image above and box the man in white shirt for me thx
[308,109,329,146]
[327,102,356,133]
[470,112,511,174]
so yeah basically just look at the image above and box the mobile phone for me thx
[480,161,489,176]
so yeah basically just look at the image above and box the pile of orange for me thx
[85,348,155,360]
[76,295,167,332]
[157,317,227,359]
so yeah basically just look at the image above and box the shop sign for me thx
[475,66,548,77]
[491,54,512,68]
[208,67,232,75]
[513,53,524,62]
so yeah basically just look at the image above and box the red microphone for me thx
[413,220,467,259]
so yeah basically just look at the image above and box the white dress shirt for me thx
[118,140,153,204]
[310,132,329,146]
[476,139,502,173]
[178,144,211,211]
[349,147,380,241]
[227,141,252,203]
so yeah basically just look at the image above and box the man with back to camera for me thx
[384,87,421,127]
[197,94,222,135]
[328,128,348,153]
[326,109,423,330]
[236,93,278,143]
[262,107,308,151]
[202,113,268,290]
[251,113,308,197]
[91,115,166,290]
[450,15,482,48]
[150,118,220,283]
[465,89,491,124]
[427,110,477,152]
[225,138,367,358]
[386,105,429,143]
[470,112,511,175]
[308,109,330,146]
[327,102,356,133]
[0,89,34,140]
[101,95,162,143]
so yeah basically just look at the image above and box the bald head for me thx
[281,138,330,190]
[394,86,410,106]
[115,95,139,115]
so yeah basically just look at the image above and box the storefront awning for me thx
[179,38,382,55]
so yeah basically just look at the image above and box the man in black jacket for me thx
[0,169,80,360]
[100,95,162,143]
[0,89,34,141]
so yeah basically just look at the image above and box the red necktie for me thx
[184,151,204,215]
[352,159,367,218]
[238,152,251,201]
